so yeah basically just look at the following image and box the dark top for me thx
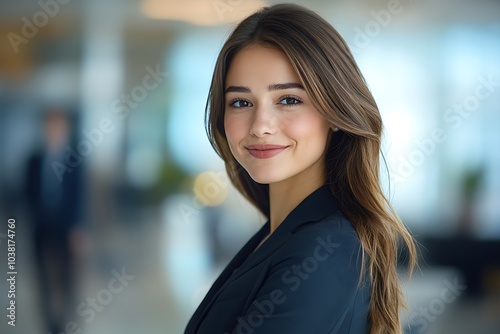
[184,184,370,334]
[25,150,83,233]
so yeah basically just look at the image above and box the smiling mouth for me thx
[245,144,289,159]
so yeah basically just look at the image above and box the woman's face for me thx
[224,44,332,186]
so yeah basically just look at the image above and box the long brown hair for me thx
[205,3,416,333]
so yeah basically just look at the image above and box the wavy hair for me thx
[205,4,416,333]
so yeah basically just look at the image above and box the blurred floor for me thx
[0,207,185,334]
[403,267,500,334]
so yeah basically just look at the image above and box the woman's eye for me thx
[229,99,252,108]
[279,97,302,105]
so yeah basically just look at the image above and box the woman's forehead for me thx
[225,45,301,88]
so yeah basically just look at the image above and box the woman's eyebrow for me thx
[225,82,305,94]
[267,82,304,91]
[225,85,250,93]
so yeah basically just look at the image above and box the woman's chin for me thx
[247,171,285,185]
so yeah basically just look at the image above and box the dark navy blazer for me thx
[185,184,370,334]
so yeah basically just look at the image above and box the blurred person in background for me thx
[24,107,86,334]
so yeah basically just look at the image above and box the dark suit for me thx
[26,151,82,232]
[25,150,83,333]
[185,185,370,334]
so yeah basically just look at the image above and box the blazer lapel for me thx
[186,184,341,333]
[186,221,269,333]
[229,185,341,283]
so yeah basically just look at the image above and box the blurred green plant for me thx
[458,166,485,234]
[149,160,189,202]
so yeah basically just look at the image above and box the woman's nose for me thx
[249,106,277,137]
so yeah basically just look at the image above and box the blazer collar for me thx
[231,184,341,280]
[186,223,267,333]
[187,184,341,332]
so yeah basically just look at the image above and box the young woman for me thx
[184,4,416,334]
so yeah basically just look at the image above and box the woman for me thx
[185,3,416,334]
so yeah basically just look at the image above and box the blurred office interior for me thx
[0,0,499,333]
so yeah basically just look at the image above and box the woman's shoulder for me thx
[294,210,359,242]
[275,211,363,265]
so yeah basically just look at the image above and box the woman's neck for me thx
[268,168,326,234]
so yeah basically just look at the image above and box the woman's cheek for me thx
[224,117,244,149]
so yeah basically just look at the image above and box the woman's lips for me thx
[245,144,289,159]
